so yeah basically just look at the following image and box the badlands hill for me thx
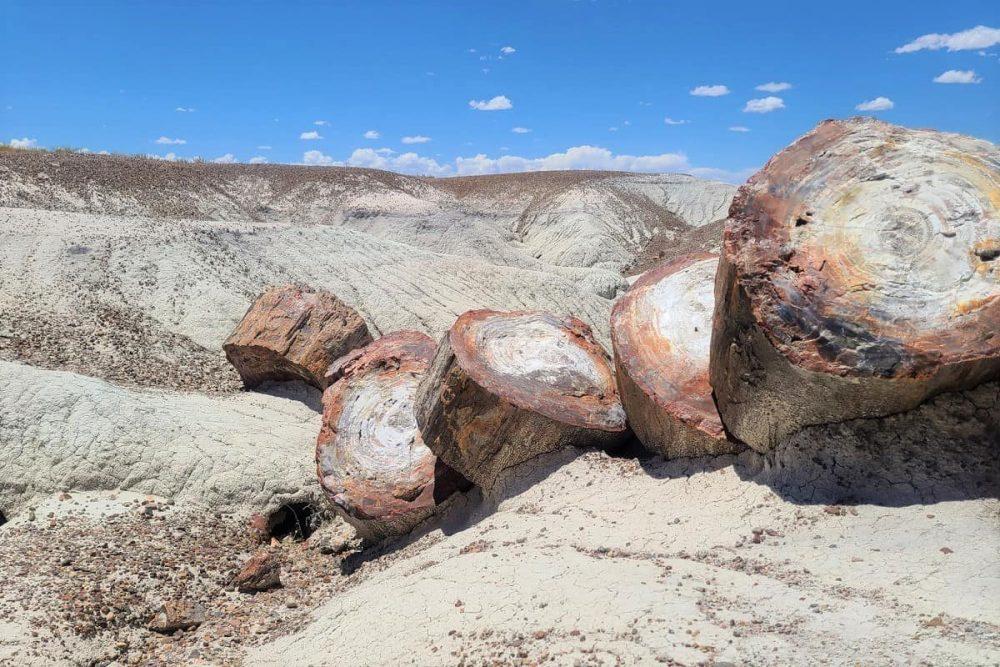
[0,147,997,666]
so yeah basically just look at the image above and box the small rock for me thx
[234,548,282,593]
[148,601,206,634]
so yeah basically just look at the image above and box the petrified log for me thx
[611,253,741,458]
[711,118,1000,451]
[414,310,628,491]
[224,284,372,390]
[316,331,469,539]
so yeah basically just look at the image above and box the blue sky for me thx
[2,1,997,182]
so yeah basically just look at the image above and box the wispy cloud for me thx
[248,156,268,164]
[175,107,195,113]
[500,46,516,55]
[729,126,750,132]
[8,137,38,148]
[755,82,792,93]
[469,95,513,111]
[401,135,431,144]
[608,126,619,132]
[257,145,272,150]
[690,84,730,97]
[856,96,894,111]
[363,130,381,139]
[933,69,982,84]
[300,131,322,140]
[314,120,329,126]
[896,25,1000,53]
[155,136,186,145]
[663,117,689,125]
[743,96,785,113]
[511,126,532,134]
[212,153,237,164]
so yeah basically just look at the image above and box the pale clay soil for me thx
[0,149,996,666]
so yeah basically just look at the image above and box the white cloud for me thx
[175,106,195,112]
[9,137,38,148]
[468,48,477,53]
[500,46,516,55]
[248,156,268,164]
[401,135,431,144]
[363,130,381,139]
[688,166,758,184]
[755,82,792,93]
[608,126,619,132]
[856,96,894,111]
[314,120,329,126]
[149,152,180,161]
[933,69,982,84]
[212,153,237,164]
[454,145,690,176]
[257,145,272,150]
[895,25,1000,53]
[729,126,751,132]
[663,117,689,125]
[511,126,532,134]
[690,85,730,97]
[344,148,451,176]
[300,131,322,140]
[743,96,785,113]
[155,136,186,145]
[469,95,513,111]
[302,150,340,166]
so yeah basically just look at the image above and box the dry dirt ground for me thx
[0,149,997,666]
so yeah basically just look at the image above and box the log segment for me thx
[414,310,628,491]
[711,118,1000,451]
[316,331,469,539]
[224,285,372,390]
[611,253,741,457]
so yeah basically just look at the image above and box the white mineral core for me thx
[477,314,608,396]
[331,373,428,475]
[646,258,716,368]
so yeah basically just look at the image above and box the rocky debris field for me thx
[1,120,998,666]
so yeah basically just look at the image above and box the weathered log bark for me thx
[224,284,372,390]
[414,310,628,491]
[316,331,469,540]
[612,253,742,458]
[711,118,1000,451]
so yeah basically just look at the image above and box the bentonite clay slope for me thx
[0,361,321,518]
[316,331,468,539]
[416,310,628,490]
[712,118,1000,450]
[612,253,739,457]
[0,150,736,275]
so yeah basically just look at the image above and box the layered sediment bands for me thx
[414,310,628,491]
[316,332,468,539]
[224,285,373,390]
[612,254,741,457]
[711,117,1000,451]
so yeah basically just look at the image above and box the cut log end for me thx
[316,331,467,539]
[712,118,1000,450]
[224,284,372,390]
[612,253,741,458]
[415,310,628,491]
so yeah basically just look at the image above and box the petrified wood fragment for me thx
[612,253,741,458]
[414,310,628,491]
[316,331,468,539]
[224,284,372,390]
[711,118,1000,451]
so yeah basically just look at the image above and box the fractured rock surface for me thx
[711,118,1000,450]
[316,331,468,539]
[612,253,740,457]
[224,284,372,390]
[415,310,628,490]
